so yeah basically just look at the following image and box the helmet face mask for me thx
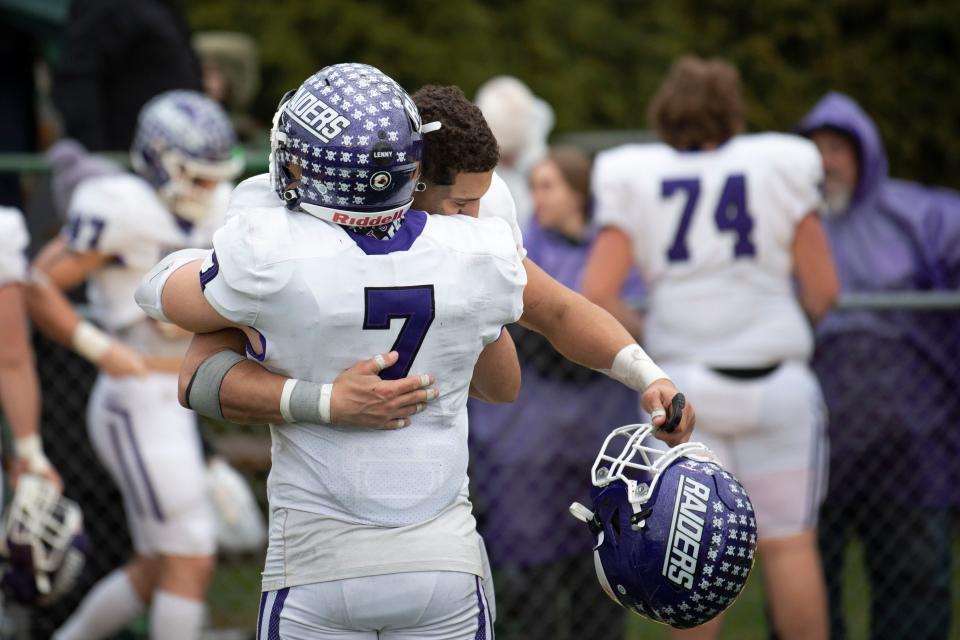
[1,475,87,606]
[131,90,243,222]
[571,424,758,629]
[269,63,425,227]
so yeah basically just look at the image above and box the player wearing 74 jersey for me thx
[582,56,838,640]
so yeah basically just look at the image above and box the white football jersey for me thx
[202,177,526,528]
[480,171,526,258]
[0,207,29,286]
[594,133,823,366]
[64,174,230,334]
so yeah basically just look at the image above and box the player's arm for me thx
[174,330,438,429]
[469,327,521,403]
[792,213,839,322]
[139,253,441,429]
[526,250,695,445]
[578,228,644,338]
[28,237,147,376]
[0,283,61,489]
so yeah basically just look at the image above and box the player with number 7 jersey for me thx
[140,64,523,638]
[582,56,838,640]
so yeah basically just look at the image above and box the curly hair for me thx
[647,55,745,150]
[412,85,500,186]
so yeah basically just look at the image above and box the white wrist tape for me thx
[134,248,211,322]
[71,321,112,364]
[319,383,333,424]
[279,379,298,423]
[600,344,671,392]
[15,433,52,473]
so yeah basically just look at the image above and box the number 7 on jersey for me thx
[363,285,436,380]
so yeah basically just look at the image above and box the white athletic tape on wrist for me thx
[319,383,333,424]
[599,344,671,392]
[71,321,112,364]
[134,248,211,322]
[14,434,51,473]
[280,379,298,423]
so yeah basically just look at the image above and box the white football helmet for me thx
[1,475,87,606]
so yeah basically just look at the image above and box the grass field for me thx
[204,539,960,638]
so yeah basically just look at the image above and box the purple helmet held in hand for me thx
[570,424,757,629]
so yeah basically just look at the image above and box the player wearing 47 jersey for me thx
[28,91,242,640]
[583,57,838,640]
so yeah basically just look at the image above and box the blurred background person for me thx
[52,0,201,152]
[193,31,264,144]
[797,91,960,640]
[475,75,555,230]
[582,56,838,640]
[29,90,241,640]
[468,146,642,640]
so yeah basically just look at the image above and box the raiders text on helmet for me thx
[269,63,426,227]
[570,424,757,629]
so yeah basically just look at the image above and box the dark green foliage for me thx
[187,0,960,188]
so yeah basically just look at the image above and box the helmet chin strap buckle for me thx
[569,502,604,536]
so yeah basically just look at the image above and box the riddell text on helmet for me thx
[662,475,710,589]
[331,209,405,227]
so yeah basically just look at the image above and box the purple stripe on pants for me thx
[107,404,165,521]
[475,575,487,640]
[106,422,145,516]
[266,587,289,640]
[256,591,268,640]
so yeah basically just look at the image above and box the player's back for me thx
[203,177,526,528]
[594,133,823,367]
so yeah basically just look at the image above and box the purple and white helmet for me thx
[1,475,88,606]
[270,63,429,227]
[130,90,243,222]
[570,424,757,629]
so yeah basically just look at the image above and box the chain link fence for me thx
[4,285,958,639]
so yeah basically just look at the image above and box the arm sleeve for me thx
[0,208,29,286]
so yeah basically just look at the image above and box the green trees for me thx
[188,0,960,188]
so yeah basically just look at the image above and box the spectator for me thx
[582,55,838,640]
[797,91,960,640]
[475,75,554,230]
[193,31,264,143]
[52,0,202,151]
[468,146,641,640]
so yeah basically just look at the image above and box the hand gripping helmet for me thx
[1,475,88,606]
[131,90,243,222]
[570,424,757,629]
[270,62,433,228]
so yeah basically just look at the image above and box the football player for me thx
[146,84,695,446]
[0,207,60,493]
[139,63,525,638]
[28,91,242,640]
[581,56,838,640]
